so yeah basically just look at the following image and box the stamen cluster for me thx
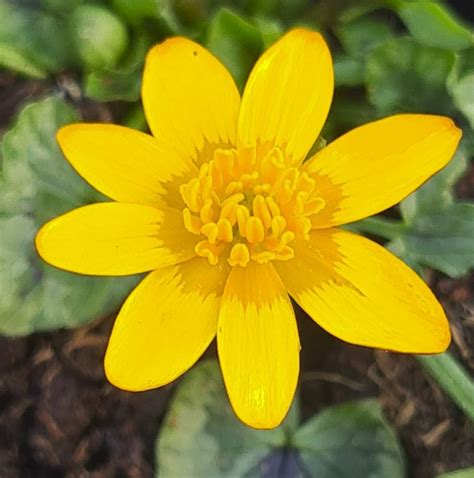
[179,146,325,267]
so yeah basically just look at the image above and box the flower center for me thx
[179,146,326,267]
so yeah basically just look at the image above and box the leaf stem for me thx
[417,352,474,422]
[346,216,407,240]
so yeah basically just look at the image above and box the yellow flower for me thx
[36,29,461,429]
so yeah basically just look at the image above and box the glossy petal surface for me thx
[276,229,450,353]
[57,124,194,205]
[238,29,333,166]
[36,203,196,275]
[105,258,229,390]
[306,114,462,227]
[218,262,300,429]
[142,37,240,163]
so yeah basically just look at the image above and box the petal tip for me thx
[432,321,452,354]
[56,123,77,147]
[286,27,322,41]
[145,36,199,64]
[284,28,332,57]
[407,307,451,354]
[232,407,287,430]
[35,220,57,265]
[103,347,152,392]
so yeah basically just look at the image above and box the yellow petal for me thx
[218,262,299,429]
[36,203,196,275]
[238,28,333,166]
[142,37,240,162]
[105,258,229,390]
[57,124,195,205]
[306,114,462,228]
[275,229,450,353]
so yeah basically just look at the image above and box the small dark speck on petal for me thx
[193,51,198,56]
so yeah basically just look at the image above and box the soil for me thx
[1,65,474,478]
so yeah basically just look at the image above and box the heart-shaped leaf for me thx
[293,400,405,478]
[156,360,405,478]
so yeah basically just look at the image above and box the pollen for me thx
[179,146,326,267]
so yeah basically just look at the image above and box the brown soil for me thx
[1,72,473,478]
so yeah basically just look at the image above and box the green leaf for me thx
[0,97,136,336]
[451,73,474,128]
[41,0,82,13]
[336,16,394,58]
[397,1,473,51]
[0,215,38,335]
[206,8,264,91]
[437,466,474,478]
[448,48,474,127]
[68,4,129,71]
[244,0,280,16]
[400,147,468,224]
[156,360,295,478]
[333,16,394,87]
[111,0,163,25]
[123,105,148,132]
[366,37,456,115]
[333,54,365,86]
[1,96,92,217]
[84,31,152,102]
[278,0,310,19]
[418,352,474,422]
[253,16,283,48]
[293,400,406,478]
[397,203,474,278]
[0,0,71,78]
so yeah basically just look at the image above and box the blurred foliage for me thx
[156,360,405,477]
[0,98,137,335]
[437,466,474,478]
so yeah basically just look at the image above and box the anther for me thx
[220,193,245,224]
[188,178,201,212]
[271,216,286,237]
[225,181,243,195]
[251,250,275,264]
[200,199,215,223]
[217,218,233,242]
[201,222,219,244]
[246,217,265,244]
[195,240,221,265]
[228,243,250,267]
[266,197,280,217]
[305,197,326,215]
[253,195,272,229]
[183,208,202,235]
[236,205,250,237]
